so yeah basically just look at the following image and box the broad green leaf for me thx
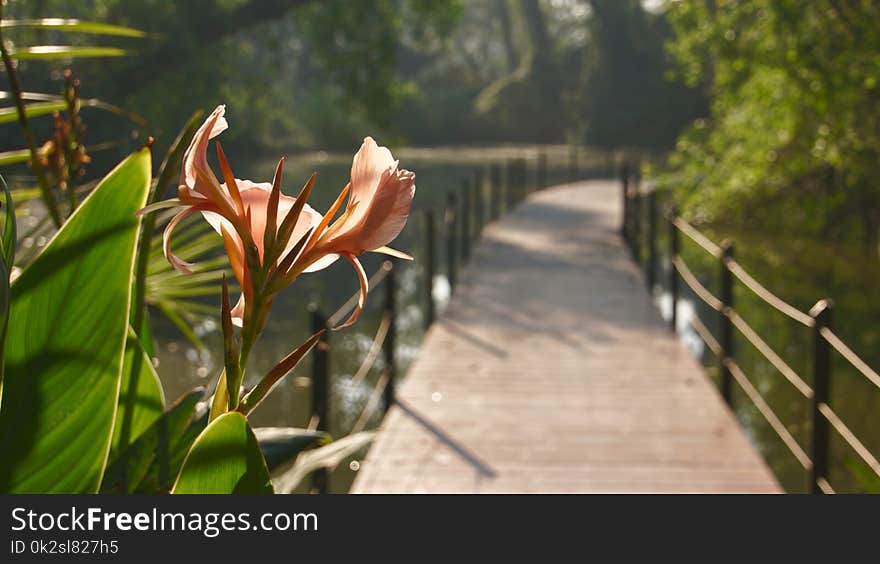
[254,427,330,472]
[0,149,30,167]
[0,147,151,493]
[111,329,165,458]
[1,19,146,38]
[100,388,205,494]
[8,46,130,60]
[172,412,273,494]
[2,177,15,274]
[0,101,67,125]
[272,432,375,494]
[0,177,15,398]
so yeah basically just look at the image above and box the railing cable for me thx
[726,259,814,327]
[819,327,880,392]
[672,255,723,311]
[673,216,722,257]
[327,263,391,327]
[725,358,812,471]
[727,310,813,399]
[818,402,880,480]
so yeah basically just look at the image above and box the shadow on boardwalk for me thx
[353,180,780,494]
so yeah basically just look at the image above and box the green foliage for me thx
[101,387,206,494]
[172,412,273,494]
[112,330,165,458]
[662,0,880,247]
[0,146,151,493]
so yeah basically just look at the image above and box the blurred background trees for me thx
[1,0,703,155]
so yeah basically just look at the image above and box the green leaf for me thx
[0,101,67,125]
[100,388,205,494]
[271,432,375,493]
[1,176,15,274]
[8,46,130,60]
[0,149,30,167]
[1,19,146,38]
[111,329,165,458]
[172,412,273,494]
[0,147,151,493]
[253,427,330,472]
[0,177,16,401]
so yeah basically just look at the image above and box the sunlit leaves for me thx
[0,147,151,493]
[1,19,146,38]
[7,46,130,60]
[172,412,273,494]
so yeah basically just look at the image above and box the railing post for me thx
[424,209,436,329]
[474,167,485,234]
[621,163,630,238]
[446,191,458,291]
[668,205,679,333]
[809,299,833,494]
[309,303,329,493]
[383,260,396,414]
[646,189,657,293]
[490,163,502,219]
[719,241,735,406]
[537,151,547,191]
[461,178,471,263]
[632,190,642,263]
[505,159,515,209]
[518,157,528,199]
[568,145,578,182]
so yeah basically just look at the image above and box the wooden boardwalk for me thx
[352,180,780,493]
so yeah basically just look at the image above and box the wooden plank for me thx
[352,180,781,494]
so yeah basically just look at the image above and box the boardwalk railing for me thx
[304,148,612,492]
[621,169,880,494]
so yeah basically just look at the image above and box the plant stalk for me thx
[0,6,63,228]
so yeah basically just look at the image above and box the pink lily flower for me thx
[295,137,416,327]
[142,106,415,330]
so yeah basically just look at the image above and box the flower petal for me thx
[181,105,227,193]
[333,253,368,330]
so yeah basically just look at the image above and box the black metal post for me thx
[446,191,457,291]
[424,209,436,329]
[474,168,485,234]
[668,205,679,334]
[383,260,396,413]
[568,145,578,182]
[309,304,329,493]
[537,151,547,191]
[461,178,471,262]
[647,190,657,292]
[719,241,735,406]
[809,299,833,494]
[490,163,502,219]
[506,159,515,209]
[632,192,642,262]
[518,157,528,199]
[621,164,630,238]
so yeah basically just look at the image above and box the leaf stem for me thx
[0,6,63,228]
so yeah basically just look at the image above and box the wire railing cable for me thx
[725,358,812,470]
[350,313,391,388]
[672,255,723,311]
[673,216,722,257]
[727,310,813,399]
[351,370,391,435]
[327,263,392,327]
[819,327,880,392]
[726,259,814,327]
[818,402,880,480]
